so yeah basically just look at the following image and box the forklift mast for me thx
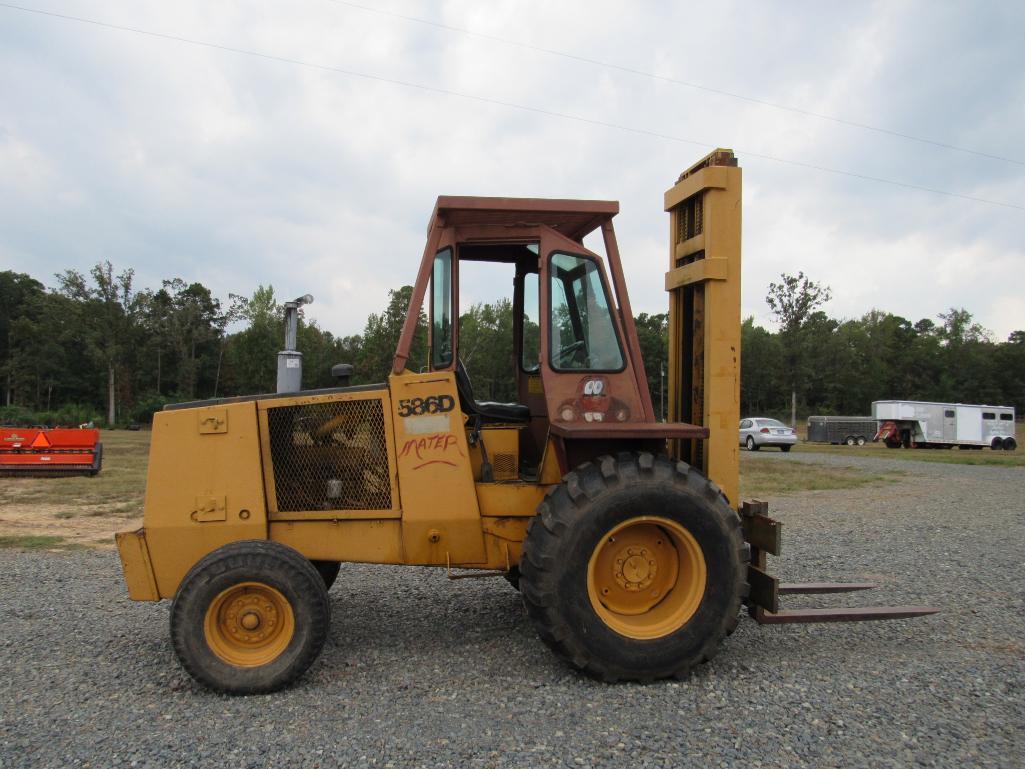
[664,149,742,509]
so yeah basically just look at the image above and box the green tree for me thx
[634,312,668,419]
[222,286,281,395]
[357,286,426,383]
[55,262,144,424]
[0,271,46,406]
[740,317,784,416]
[459,299,515,401]
[151,279,226,399]
[765,271,832,425]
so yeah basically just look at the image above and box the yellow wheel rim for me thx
[204,582,295,667]
[587,516,706,640]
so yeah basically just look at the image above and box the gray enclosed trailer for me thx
[872,400,1017,450]
[807,416,877,446]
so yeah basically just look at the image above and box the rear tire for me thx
[856,436,866,446]
[746,436,758,451]
[1005,438,1017,451]
[312,560,341,590]
[991,438,1004,451]
[780,445,792,453]
[845,436,856,446]
[520,452,749,682]
[171,540,330,695]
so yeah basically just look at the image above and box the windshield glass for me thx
[549,252,624,371]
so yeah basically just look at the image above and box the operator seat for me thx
[454,360,530,423]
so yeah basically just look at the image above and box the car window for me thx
[739,419,751,429]
[759,419,785,428]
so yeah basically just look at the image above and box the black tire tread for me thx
[171,540,330,695]
[520,452,749,682]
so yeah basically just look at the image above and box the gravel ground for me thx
[1,453,1022,769]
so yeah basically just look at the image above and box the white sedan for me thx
[739,418,797,452]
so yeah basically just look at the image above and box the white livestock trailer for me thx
[872,400,1017,450]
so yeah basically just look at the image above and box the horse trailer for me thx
[872,400,1017,450]
[807,416,877,446]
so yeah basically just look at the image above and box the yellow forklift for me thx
[117,149,935,693]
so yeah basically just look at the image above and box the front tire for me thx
[520,453,749,682]
[171,540,330,695]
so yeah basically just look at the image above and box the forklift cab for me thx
[391,197,669,482]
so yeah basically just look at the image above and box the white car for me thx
[739,417,797,452]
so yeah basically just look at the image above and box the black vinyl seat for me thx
[455,361,530,423]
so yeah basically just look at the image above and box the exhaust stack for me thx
[276,294,313,393]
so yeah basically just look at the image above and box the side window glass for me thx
[521,272,540,372]
[431,248,453,369]
[982,412,995,420]
[999,413,1013,421]
[944,410,955,418]
[548,252,624,371]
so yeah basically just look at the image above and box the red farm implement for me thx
[0,427,103,476]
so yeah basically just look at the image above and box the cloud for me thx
[1,0,1022,341]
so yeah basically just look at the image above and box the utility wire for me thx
[1,2,1022,211]
[325,0,1024,167]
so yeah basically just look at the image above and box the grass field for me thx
[0,430,148,550]
[0,427,1020,550]
[738,452,905,497]
[790,436,1025,466]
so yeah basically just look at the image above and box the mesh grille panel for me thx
[267,398,392,512]
[492,452,517,479]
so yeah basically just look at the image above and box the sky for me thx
[1,0,1023,341]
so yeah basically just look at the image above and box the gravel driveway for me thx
[1,453,1022,768]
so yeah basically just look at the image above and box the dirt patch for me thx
[0,503,140,549]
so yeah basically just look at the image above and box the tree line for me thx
[2,265,1022,427]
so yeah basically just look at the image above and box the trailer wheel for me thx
[856,436,866,446]
[311,560,341,590]
[520,453,749,682]
[991,437,1004,451]
[1005,438,1017,451]
[171,540,330,695]
[746,436,758,451]
[845,436,856,446]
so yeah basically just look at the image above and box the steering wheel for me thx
[555,340,587,366]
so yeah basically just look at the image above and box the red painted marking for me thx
[412,459,458,470]
[399,433,460,461]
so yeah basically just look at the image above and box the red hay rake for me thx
[0,428,103,476]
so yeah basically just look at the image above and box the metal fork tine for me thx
[778,582,877,594]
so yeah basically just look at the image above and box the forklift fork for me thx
[740,500,939,624]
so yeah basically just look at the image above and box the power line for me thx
[1,2,1022,211]
[325,0,1024,167]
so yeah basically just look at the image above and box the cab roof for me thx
[431,196,619,242]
